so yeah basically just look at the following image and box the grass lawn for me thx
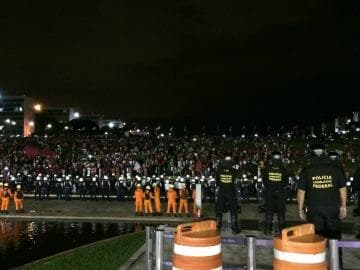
[22,232,145,270]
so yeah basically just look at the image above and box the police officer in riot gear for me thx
[298,143,347,241]
[263,151,289,235]
[78,178,87,200]
[215,150,240,234]
[353,167,360,239]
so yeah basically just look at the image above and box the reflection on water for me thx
[0,220,141,269]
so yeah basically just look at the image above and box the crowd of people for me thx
[0,133,359,216]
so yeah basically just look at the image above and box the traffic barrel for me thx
[273,223,327,270]
[172,219,222,270]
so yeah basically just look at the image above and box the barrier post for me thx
[225,211,231,232]
[146,226,154,270]
[247,236,256,270]
[155,228,164,270]
[329,239,339,270]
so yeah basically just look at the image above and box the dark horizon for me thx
[1,1,359,126]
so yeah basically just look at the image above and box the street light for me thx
[11,121,16,126]
[5,118,10,124]
[46,123,52,129]
[73,112,80,118]
[34,104,42,111]
[108,122,115,128]
[29,121,34,127]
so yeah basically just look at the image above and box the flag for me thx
[25,146,56,160]
[24,146,41,160]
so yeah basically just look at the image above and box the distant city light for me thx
[104,132,108,135]
[34,104,42,111]
[160,133,164,137]
[64,126,69,130]
[19,107,23,112]
[46,123,52,129]
[29,121,35,127]
[11,121,16,126]
[254,133,258,138]
[241,134,245,138]
[108,122,115,128]
[73,112,80,118]
[356,128,360,132]
[5,118,11,124]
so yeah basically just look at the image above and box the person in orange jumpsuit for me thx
[152,183,162,215]
[178,183,190,216]
[143,185,153,215]
[192,185,203,218]
[1,183,12,214]
[0,182,3,208]
[14,185,24,213]
[134,183,144,215]
[167,184,177,216]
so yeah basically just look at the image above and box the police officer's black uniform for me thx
[262,151,288,235]
[215,155,240,234]
[354,167,360,217]
[298,145,346,239]
[354,167,360,239]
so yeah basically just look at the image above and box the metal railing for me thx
[145,225,360,270]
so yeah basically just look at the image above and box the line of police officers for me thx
[215,143,350,244]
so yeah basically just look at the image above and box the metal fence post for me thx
[329,239,339,270]
[225,211,231,232]
[247,236,256,270]
[155,228,164,270]
[146,226,154,270]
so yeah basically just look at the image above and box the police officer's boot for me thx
[231,214,241,234]
[216,214,222,231]
[339,247,344,269]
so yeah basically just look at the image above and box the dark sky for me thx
[0,1,359,127]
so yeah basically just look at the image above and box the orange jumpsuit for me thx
[153,187,161,213]
[134,188,144,214]
[178,188,189,214]
[1,188,12,212]
[167,189,177,214]
[0,186,3,207]
[192,190,203,217]
[14,190,24,212]
[143,190,153,214]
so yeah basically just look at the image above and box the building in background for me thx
[99,119,125,129]
[0,95,37,136]
[43,107,80,123]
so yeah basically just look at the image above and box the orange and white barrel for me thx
[172,220,222,270]
[273,223,327,270]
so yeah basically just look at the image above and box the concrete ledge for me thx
[119,243,146,270]
[0,214,193,223]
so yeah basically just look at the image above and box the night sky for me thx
[0,1,359,127]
